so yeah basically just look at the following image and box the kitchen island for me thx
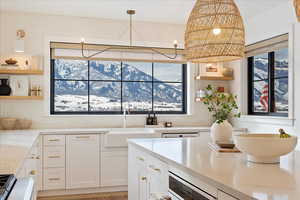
[128,133,300,200]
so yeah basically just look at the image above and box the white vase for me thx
[210,120,233,143]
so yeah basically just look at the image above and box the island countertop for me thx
[128,133,300,200]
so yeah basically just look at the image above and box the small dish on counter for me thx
[234,134,298,164]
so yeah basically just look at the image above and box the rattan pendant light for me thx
[185,0,245,63]
[294,0,300,22]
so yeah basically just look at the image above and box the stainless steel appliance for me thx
[0,174,34,200]
[162,132,200,138]
[168,172,216,200]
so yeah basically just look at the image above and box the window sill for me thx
[236,115,294,127]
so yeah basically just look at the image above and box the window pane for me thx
[253,53,268,81]
[54,80,88,112]
[153,63,182,82]
[90,61,121,80]
[275,48,288,78]
[122,62,152,81]
[253,80,269,113]
[154,82,183,112]
[89,81,121,112]
[275,78,288,113]
[122,82,152,111]
[54,59,88,80]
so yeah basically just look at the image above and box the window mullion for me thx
[88,60,90,112]
[269,52,275,113]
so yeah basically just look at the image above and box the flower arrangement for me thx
[200,85,240,124]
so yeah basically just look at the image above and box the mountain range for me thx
[54,60,182,103]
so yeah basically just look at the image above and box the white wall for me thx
[244,0,297,45]
[230,0,299,134]
[0,11,213,129]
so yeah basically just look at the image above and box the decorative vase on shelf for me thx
[210,120,233,143]
[0,79,12,96]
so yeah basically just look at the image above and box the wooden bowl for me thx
[16,119,32,129]
[0,118,17,130]
[5,58,18,65]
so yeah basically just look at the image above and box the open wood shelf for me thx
[196,76,234,81]
[0,69,44,75]
[0,96,43,100]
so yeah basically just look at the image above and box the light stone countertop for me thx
[0,126,225,176]
[0,130,40,175]
[128,133,300,200]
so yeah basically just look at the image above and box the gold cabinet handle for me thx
[137,156,145,162]
[149,165,161,172]
[48,178,60,181]
[48,155,60,158]
[76,136,90,139]
[48,139,59,142]
[141,176,147,181]
[30,170,36,175]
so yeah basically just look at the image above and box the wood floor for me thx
[37,192,128,200]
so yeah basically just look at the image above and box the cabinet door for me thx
[148,157,169,199]
[101,151,128,187]
[66,134,100,189]
[138,167,149,200]
[128,145,149,200]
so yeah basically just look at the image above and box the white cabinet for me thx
[43,168,66,190]
[128,145,169,200]
[148,156,169,199]
[16,137,40,200]
[101,151,128,187]
[42,135,66,191]
[66,134,100,189]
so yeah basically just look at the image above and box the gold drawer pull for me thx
[35,155,40,159]
[30,170,36,175]
[48,155,60,158]
[141,176,147,181]
[76,136,90,139]
[137,156,145,162]
[48,178,60,181]
[48,139,60,142]
[149,165,161,172]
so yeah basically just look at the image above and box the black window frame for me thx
[50,59,187,115]
[248,50,288,117]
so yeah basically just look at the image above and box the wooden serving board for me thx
[208,142,241,153]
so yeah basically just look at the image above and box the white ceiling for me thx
[0,0,290,24]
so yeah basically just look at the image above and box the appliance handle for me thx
[169,173,216,200]
[8,177,34,200]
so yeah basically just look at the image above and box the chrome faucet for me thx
[123,107,130,128]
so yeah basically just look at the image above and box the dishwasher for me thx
[161,132,200,138]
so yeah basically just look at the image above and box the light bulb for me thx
[173,40,178,47]
[212,28,221,35]
[81,38,85,43]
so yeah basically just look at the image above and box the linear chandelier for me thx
[80,10,179,59]
[184,0,245,63]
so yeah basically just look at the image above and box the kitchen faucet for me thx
[123,107,130,128]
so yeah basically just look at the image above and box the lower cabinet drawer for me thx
[44,135,65,146]
[43,146,65,168]
[43,168,65,190]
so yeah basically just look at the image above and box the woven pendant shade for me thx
[185,0,245,63]
[295,0,300,22]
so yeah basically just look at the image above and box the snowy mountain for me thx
[54,60,182,105]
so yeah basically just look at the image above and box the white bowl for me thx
[234,134,298,164]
